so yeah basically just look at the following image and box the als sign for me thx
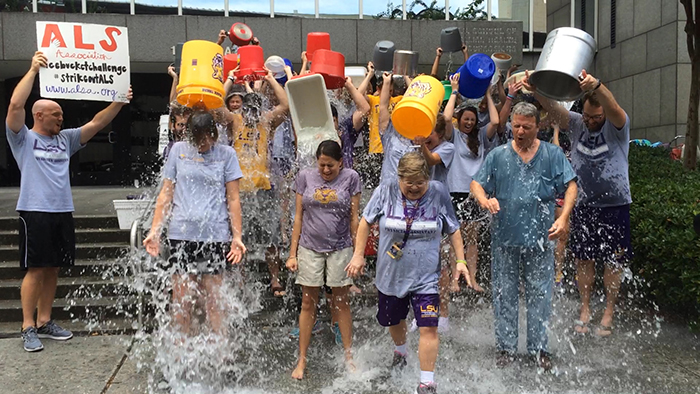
[36,21,130,103]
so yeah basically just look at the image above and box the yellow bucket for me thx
[176,40,225,110]
[391,75,445,139]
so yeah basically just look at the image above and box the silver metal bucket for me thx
[529,27,596,101]
[392,50,419,77]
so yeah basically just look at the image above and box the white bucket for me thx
[157,114,170,157]
[345,66,367,89]
[113,199,151,230]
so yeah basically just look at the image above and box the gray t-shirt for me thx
[473,141,578,248]
[568,111,632,207]
[363,180,460,298]
[272,118,296,160]
[446,125,496,193]
[430,140,455,184]
[6,124,84,212]
[379,122,415,185]
[163,141,243,242]
[294,167,361,252]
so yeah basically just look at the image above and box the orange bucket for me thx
[391,75,445,139]
[306,32,331,62]
[309,49,345,89]
[176,40,225,109]
[235,45,266,81]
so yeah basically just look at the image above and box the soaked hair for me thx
[512,102,540,125]
[397,151,430,180]
[187,111,218,147]
[169,101,193,124]
[456,106,480,156]
[582,91,601,108]
[434,115,447,139]
[316,139,343,162]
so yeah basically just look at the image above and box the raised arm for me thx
[7,52,46,133]
[378,72,392,134]
[485,89,500,140]
[552,123,561,147]
[357,62,375,100]
[168,65,179,103]
[415,137,442,167]
[522,70,570,127]
[442,73,460,141]
[345,77,370,131]
[498,80,522,136]
[461,44,469,62]
[300,51,309,75]
[80,87,132,145]
[216,29,227,46]
[262,71,289,130]
[430,47,443,78]
[579,70,626,129]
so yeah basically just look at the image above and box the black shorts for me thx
[18,211,75,271]
[450,193,488,223]
[166,240,229,275]
[570,204,633,268]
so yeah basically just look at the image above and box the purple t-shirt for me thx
[339,115,362,169]
[294,167,362,252]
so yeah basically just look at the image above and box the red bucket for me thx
[306,32,331,62]
[235,45,266,81]
[310,49,345,89]
[364,223,380,257]
[229,22,253,47]
[223,53,238,80]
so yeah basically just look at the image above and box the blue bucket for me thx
[456,53,495,98]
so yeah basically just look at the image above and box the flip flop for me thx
[271,284,286,297]
[594,324,614,337]
[573,319,590,335]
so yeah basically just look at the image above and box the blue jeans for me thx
[491,244,554,354]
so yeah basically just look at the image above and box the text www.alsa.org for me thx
[45,84,118,100]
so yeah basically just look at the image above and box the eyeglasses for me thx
[399,179,427,188]
[582,114,604,122]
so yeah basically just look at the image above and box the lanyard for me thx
[399,194,422,250]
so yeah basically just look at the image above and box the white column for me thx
[32,0,37,13]
[130,0,135,15]
[487,0,492,21]
[359,0,363,19]
[178,0,183,16]
[529,0,534,50]
[82,0,87,13]
[402,0,407,20]
[225,0,229,17]
[315,0,320,18]
[594,0,599,48]
[445,0,449,20]
[270,0,275,18]
[570,0,576,27]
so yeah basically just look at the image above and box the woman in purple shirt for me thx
[286,140,362,380]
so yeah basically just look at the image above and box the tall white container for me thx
[157,114,170,157]
[285,74,339,167]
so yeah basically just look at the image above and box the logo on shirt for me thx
[576,132,609,159]
[33,139,68,161]
[313,186,338,204]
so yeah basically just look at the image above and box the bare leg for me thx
[171,274,195,336]
[331,286,354,369]
[201,274,225,335]
[292,286,320,380]
[418,326,439,372]
[36,267,59,327]
[326,288,337,325]
[575,259,595,333]
[388,320,408,346]
[438,264,451,318]
[465,223,484,292]
[598,265,622,336]
[21,268,46,330]
[553,207,567,283]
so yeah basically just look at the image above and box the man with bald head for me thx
[6,51,132,352]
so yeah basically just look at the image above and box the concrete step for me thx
[0,243,128,262]
[0,296,136,323]
[0,277,125,300]
[0,228,129,246]
[0,259,125,280]
[0,215,120,232]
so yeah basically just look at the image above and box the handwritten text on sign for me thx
[36,21,130,103]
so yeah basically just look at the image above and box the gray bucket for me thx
[529,27,596,101]
[373,40,396,74]
[440,27,462,53]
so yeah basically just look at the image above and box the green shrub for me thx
[629,145,700,329]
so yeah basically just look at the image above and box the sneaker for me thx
[331,322,343,346]
[391,351,407,370]
[37,320,73,341]
[21,327,44,352]
[496,350,515,368]
[288,320,324,339]
[535,351,553,372]
[409,318,418,333]
[416,382,437,394]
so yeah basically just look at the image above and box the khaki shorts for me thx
[296,246,353,288]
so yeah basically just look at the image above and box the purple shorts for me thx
[377,291,440,327]
[570,204,633,268]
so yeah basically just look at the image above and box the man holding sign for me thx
[6,51,132,352]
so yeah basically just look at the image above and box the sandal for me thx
[594,324,614,337]
[573,319,590,335]
[271,284,286,297]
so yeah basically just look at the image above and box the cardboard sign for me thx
[36,21,130,103]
